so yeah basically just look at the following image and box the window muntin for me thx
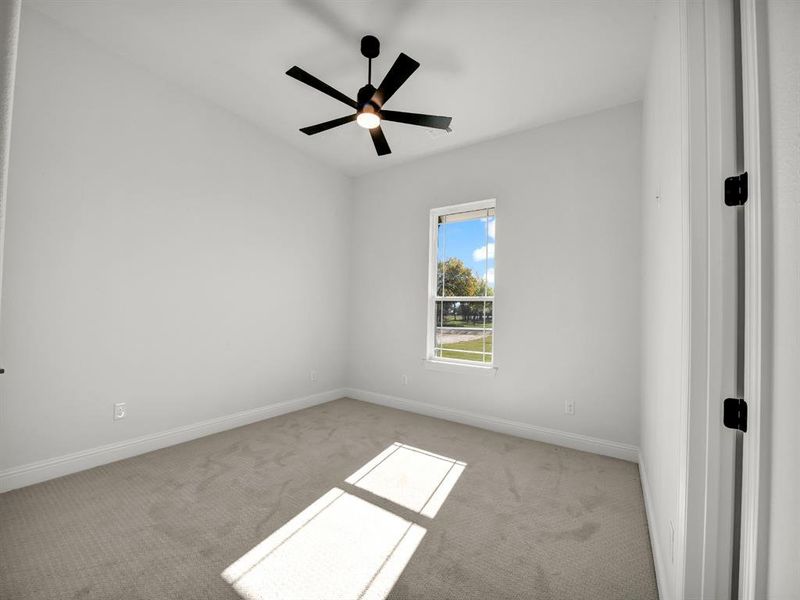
[429,201,495,365]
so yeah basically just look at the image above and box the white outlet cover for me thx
[113,402,126,420]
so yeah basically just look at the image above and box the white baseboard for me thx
[344,388,639,462]
[639,450,667,600]
[0,388,346,494]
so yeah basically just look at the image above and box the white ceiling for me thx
[29,0,656,176]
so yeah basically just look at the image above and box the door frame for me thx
[0,0,21,335]
[678,1,758,598]
[737,0,771,597]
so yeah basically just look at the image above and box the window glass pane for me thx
[484,215,495,297]
[434,300,493,363]
[437,210,494,298]
[436,221,447,296]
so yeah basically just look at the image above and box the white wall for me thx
[0,9,351,471]
[639,2,684,598]
[765,1,800,596]
[347,102,643,448]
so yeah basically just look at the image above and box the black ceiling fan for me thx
[286,35,452,156]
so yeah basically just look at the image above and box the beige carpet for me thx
[0,398,657,599]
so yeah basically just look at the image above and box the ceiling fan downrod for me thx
[361,35,380,87]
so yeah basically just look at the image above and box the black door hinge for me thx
[724,172,748,206]
[723,398,748,432]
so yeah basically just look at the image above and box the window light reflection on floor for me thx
[222,443,465,600]
[346,442,467,518]
[222,488,426,600]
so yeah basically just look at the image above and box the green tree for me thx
[476,280,494,296]
[437,258,490,325]
[437,258,480,297]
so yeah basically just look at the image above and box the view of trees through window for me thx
[434,206,495,364]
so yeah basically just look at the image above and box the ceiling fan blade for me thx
[373,53,419,106]
[380,110,452,130]
[369,126,391,156]
[300,114,357,135]
[286,66,357,109]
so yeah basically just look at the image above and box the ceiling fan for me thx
[286,35,453,156]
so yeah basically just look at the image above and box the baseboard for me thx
[639,450,667,600]
[344,388,639,462]
[0,388,346,494]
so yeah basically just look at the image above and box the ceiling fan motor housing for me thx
[360,35,380,59]
[357,84,379,111]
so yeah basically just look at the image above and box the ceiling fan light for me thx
[356,111,381,129]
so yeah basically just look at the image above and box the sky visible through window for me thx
[438,216,495,287]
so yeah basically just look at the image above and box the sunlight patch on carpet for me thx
[222,488,426,600]
[346,442,466,517]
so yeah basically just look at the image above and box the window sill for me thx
[423,359,498,376]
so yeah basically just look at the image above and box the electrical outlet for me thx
[309,370,318,382]
[401,374,408,385]
[565,399,575,415]
[113,402,126,421]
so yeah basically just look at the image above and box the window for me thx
[427,199,495,367]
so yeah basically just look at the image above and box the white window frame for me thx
[426,199,496,373]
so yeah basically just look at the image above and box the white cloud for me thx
[484,268,495,286]
[480,218,496,239]
[472,243,495,262]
